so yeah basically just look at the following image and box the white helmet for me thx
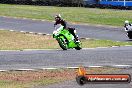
[125,20,129,24]
[55,14,61,18]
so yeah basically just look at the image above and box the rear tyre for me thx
[57,37,67,50]
[127,31,132,39]
[75,42,82,50]
[128,37,132,39]
[75,46,82,50]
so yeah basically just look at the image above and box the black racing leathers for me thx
[54,19,79,41]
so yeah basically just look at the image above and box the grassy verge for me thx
[0,67,120,88]
[0,30,59,50]
[0,4,132,26]
[0,69,76,88]
[81,38,132,48]
[0,30,132,50]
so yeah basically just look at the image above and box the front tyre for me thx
[57,36,67,50]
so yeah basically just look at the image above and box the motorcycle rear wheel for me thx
[75,46,82,50]
[75,42,82,50]
[127,31,132,39]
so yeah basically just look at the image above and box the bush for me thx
[0,0,85,7]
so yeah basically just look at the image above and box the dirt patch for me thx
[0,67,121,88]
[0,69,76,83]
[0,67,120,83]
[0,30,59,50]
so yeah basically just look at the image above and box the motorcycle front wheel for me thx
[57,36,68,50]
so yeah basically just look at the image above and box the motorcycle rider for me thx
[124,20,132,31]
[54,14,80,42]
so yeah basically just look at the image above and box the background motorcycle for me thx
[125,26,132,39]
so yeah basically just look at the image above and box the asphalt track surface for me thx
[0,17,132,88]
[0,16,129,41]
[0,46,132,70]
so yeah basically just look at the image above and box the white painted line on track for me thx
[38,33,43,35]
[22,49,61,51]
[15,69,35,71]
[0,50,21,51]
[9,30,14,32]
[113,65,131,67]
[88,66,103,68]
[2,16,7,18]
[42,20,46,21]
[0,70,7,72]
[23,18,27,20]
[85,38,91,40]
[65,67,79,69]
[83,48,96,50]
[112,46,120,48]
[41,68,58,70]
[111,65,132,68]
[20,31,25,33]
[29,32,34,34]
[96,47,110,49]
[0,65,131,72]
[46,34,51,35]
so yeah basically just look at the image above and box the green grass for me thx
[0,30,132,50]
[0,67,120,88]
[81,39,132,48]
[0,80,31,88]
[0,30,59,50]
[0,4,132,26]
[0,69,74,88]
[0,79,61,88]
[0,74,68,88]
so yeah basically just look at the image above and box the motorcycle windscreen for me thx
[56,25,64,31]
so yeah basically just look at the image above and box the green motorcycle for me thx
[53,26,82,50]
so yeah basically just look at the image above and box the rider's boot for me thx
[68,27,80,43]
[74,35,80,43]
